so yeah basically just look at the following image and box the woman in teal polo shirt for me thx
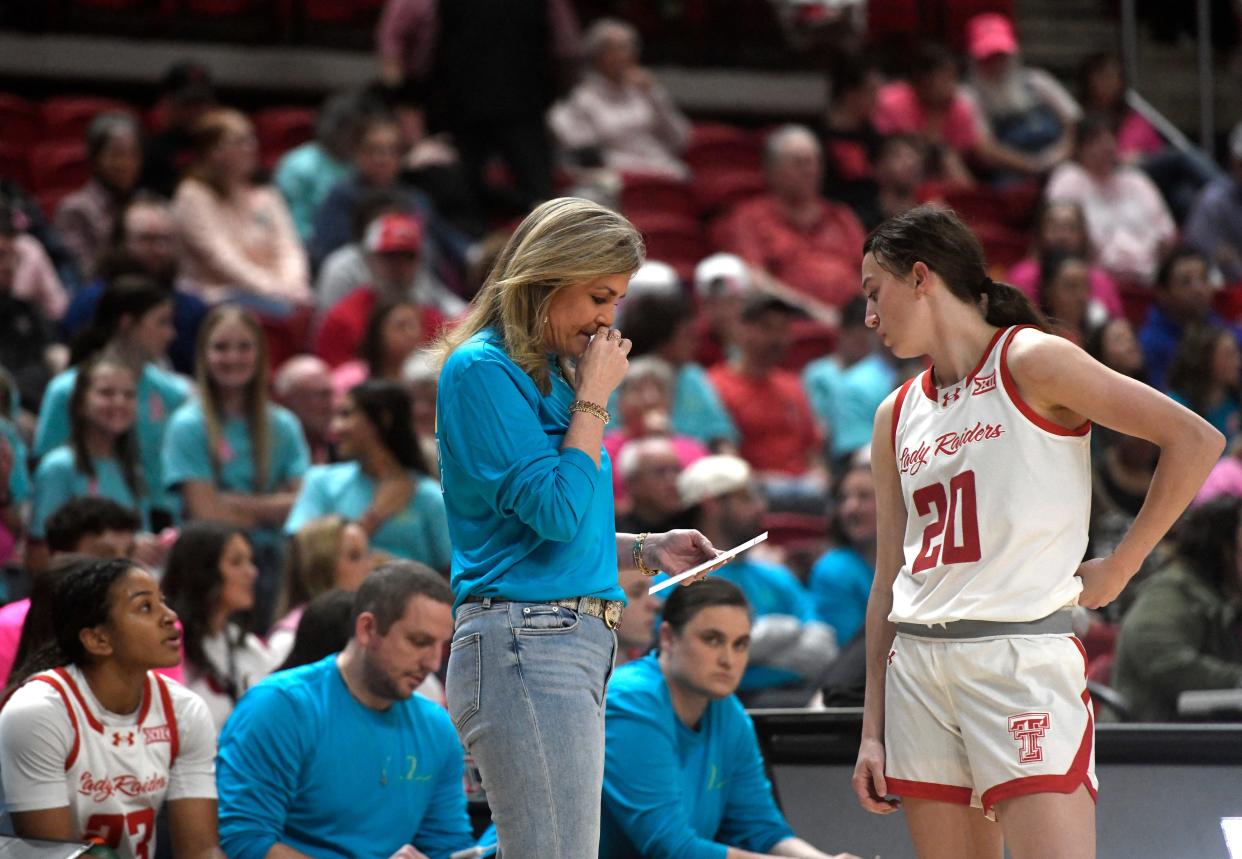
[285,379,450,570]
[34,275,188,528]
[162,305,309,632]
[30,353,150,550]
[435,197,724,859]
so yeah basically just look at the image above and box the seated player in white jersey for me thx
[0,558,222,859]
[852,205,1223,859]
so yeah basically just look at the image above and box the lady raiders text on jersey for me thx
[889,325,1090,624]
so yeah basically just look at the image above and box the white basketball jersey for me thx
[889,325,1090,624]
[31,664,181,859]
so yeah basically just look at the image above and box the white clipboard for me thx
[648,532,769,595]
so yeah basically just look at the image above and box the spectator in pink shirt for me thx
[717,125,865,308]
[1078,52,1163,161]
[604,356,708,509]
[1007,199,1123,316]
[173,109,311,306]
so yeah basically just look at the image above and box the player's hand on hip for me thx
[853,737,900,814]
[1074,555,1134,609]
[575,326,631,405]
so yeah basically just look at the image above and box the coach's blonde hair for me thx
[433,197,644,394]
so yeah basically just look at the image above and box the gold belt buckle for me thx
[602,600,623,630]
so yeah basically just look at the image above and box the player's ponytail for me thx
[865,205,1047,331]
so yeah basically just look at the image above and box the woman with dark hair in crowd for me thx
[274,589,357,672]
[602,577,859,858]
[268,514,372,666]
[1006,199,1122,318]
[330,296,425,396]
[1167,325,1242,440]
[853,204,1220,857]
[172,108,310,305]
[55,112,144,278]
[0,558,222,857]
[1085,316,1146,382]
[809,453,878,645]
[36,274,188,527]
[285,380,449,570]
[1113,497,1242,721]
[163,305,310,630]
[1037,248,1102,345]
[162,522,271,731]
[29,354,150,568]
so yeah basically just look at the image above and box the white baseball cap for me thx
[627,260,682,298]
[678,455,752,506]
[694,253,752,299]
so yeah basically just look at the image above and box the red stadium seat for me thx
[693,168,765,215]
[0,143,29,187]
[686,135,763,177]
[0,93,41,144]
[301,0,385,23]
[619,173,698,221]
[27,141,91,192]
[253,106,318,164]
[630,212,709,283]
[41,97,134,142]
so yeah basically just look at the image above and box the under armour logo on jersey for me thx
[972,371,997,396]
[112,731,135,747]
[1007,713,1050,764]
[887,650,896,665]
[941,387,962,406]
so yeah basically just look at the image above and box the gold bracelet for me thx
[633,532,659,576]
[569,399,610,424]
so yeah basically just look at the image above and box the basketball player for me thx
[0,558,222,858]
[851,206,1223,859]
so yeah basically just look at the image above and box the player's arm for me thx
[9,808,75,841]
[166,798,226,859]
[851,390,906,814]
[1006,328,1225,607]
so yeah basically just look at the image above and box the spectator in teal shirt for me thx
[809,455,878,645]
[216,562,473,859]
[435,198,722,859]
[35,275,188,525]
[162,306,310,631]
[602,578,861,859]
[677,455,838,704]
[285,380,450,571]
[273,90,362,242]
[30,354,150,550]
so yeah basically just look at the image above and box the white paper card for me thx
[647,532,769,595]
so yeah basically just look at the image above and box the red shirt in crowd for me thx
[707,363,820,475]
[314,288,447,368]
[719,195,865,308]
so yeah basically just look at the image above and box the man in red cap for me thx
[314,212,449,367]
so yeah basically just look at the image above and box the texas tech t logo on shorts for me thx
[1008,712,1051,764]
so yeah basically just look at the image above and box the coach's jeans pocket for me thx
[515,604,580,634]
[446,632,482,731]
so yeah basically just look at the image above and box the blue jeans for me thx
[447,599,617,858]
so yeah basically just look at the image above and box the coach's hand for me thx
[387,846,428,859]
[645,529,726,585]
[852,737,900,814]
[575,326,631,406]
[1074,554,1134,609]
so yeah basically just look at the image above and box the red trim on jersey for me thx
[54,666,104,734]
[32,675,81,771]
[920,328,1009,403]
[891,377,917,451]
[884,776,973,805]
[154,673,180,767]
[135,673,153,725]
[999,326,1091,437]
[980,687,1097,812]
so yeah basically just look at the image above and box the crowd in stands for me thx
[0,1,1241,855]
